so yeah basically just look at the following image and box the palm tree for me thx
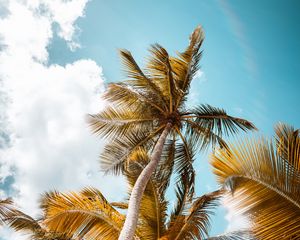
[88,25,256,239]
[35,149,250,240]
[211,123,300,240]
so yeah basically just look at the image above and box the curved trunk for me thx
[118,123,172,240]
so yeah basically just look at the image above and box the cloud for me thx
[221,193,250,233]
[0,1,125,239]
[187,69,207,106]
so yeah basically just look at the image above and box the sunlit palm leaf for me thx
[211,136,300,240]
[171,25,204,108]
[205,230,256,240]
[88,105,154,139]
[41,187,129,239]
[119,49,168,110]
[0,198,15,223]
[146,44,180,112]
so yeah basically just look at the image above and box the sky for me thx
[0,0,299,239]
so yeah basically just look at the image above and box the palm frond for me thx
[169,171,194,227]
[184,119,229,151]
[185,104,256,137]
[275,122,300,170]
[119,49,168,111]
[104,82,165,114]
[173,128,196,198]
[171,25,204,108]
[0,198,15,223]
[211,137,300,240]
[206,230,256,240]
[41,187,127,239]
[5,207,72,240]
[146,44,180,111]
[165,190,222,240]
[100,125,164,174]
[88,105,155,139]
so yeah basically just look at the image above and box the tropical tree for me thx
[211,123,300,240]
[88,25,256,239]
[33,149,251,240]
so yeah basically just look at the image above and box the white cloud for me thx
[0,1,125,239]
[187,69,207,106]
[222,194,250,233]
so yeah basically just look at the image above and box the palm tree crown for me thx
[89,26,255,176]
[88,25,256,239]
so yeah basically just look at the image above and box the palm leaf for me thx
[206,230,256,240]
[41,187,128,239]
[275,122,300,170]
[119,49,168,111]
[172,25,204,108]
[146,44,180,112]
[211,137,300,240]
[88,105,154,140]
[184,119,229,151]
[185,104,256,136]
[100,125,164,174]
[0,198,15,223]
[165,190,222,240]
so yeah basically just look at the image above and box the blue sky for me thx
[50,0,300,132]
[0,0,300,239]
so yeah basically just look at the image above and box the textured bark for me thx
[118,124,172,240]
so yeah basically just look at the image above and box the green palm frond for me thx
[211,133,300,240]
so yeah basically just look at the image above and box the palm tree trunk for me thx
[118,123,172,240]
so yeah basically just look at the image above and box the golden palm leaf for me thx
[40,187,128,239]
[275,122,300,170]
[205,230,256,240]
[0,198,15,223]
[211,124,300,240]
